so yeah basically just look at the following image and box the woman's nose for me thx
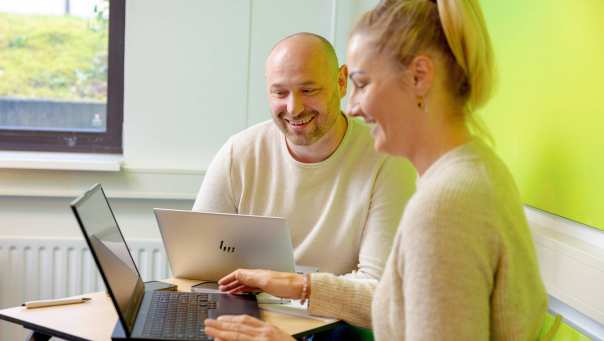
[347,100,362,118]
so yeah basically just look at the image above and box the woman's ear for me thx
[409,54,434,96]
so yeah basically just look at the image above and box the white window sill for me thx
[526,206,604,328]
[0,151,122,172]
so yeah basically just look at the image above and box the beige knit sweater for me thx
[308,139,547,340]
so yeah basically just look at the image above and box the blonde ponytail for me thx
[352,0,496,141]
[438,0,495,106]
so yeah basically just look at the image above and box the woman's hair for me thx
[352,0,495,139]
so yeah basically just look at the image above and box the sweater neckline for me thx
[418,137,485,187]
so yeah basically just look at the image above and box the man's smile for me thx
[284,114,316,129]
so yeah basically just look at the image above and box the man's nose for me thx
[287,93,304,116]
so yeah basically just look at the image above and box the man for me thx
[193,32,415,280]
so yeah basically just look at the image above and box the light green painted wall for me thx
[481,0,604,230]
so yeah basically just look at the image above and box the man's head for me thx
[265,33,347,147]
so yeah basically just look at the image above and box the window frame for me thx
[0,0,125,154]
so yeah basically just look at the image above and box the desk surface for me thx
[0,278,339,341]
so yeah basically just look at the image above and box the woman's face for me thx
[346,34,421,157]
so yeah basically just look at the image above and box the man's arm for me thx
[192,138,238,213]
[344,156,416,280]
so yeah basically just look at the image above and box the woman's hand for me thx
[204,315,295,341]
[218,269,304,299]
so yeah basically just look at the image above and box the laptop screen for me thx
[71,184,145,335]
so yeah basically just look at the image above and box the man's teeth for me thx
[289,116,314,125]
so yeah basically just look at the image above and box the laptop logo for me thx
[219,240,236,253]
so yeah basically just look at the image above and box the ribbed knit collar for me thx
[417,137,487,188]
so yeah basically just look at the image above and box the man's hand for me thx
[204,315,295,341]
[218,269,304,299]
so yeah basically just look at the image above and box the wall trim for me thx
[0,151,122,172]
[0,168,203,200]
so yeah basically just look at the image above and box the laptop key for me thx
[141,291,212,340]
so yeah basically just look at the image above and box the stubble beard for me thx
[281,92,341,146]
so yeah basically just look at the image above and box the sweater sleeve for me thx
[399,185,494,340]
[307,273,376,329]
[192,138,237,213]
[345,156,416,280]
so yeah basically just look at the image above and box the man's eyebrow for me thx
[298,81,319,86]
[270,81,320,88]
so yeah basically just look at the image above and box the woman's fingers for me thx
[204,315,294,341]
[204,326,254,341]
[219,280,245,292]
[226,284,251,294]
[218,269,266,292]
[204,315,262,341]
[218,271,239,286]
[205,318,256,334]
[217,314,265,327]
[218,269,303,298]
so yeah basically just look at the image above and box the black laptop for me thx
[71,184,260,340]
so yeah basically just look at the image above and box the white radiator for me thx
[0,237,169,340]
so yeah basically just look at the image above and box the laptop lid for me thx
[71,184,144,337]
[154,209,295,281]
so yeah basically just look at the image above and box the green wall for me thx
[481,0,604,230]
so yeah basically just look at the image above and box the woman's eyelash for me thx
[354,81,366,89]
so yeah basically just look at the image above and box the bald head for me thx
[266,33,340,80]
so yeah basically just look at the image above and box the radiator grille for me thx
[0,237,169,340]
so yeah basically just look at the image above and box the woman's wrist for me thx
[288,273,303,299]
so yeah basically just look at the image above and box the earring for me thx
[417,96,428,113]
[417,96,424,110]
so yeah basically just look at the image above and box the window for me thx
[0,0,124,153]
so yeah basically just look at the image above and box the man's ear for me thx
[409,55,434,96]
[338,64,348,99]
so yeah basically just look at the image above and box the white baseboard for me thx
[526,206,604,331]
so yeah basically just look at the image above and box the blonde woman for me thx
[204,0,547,339]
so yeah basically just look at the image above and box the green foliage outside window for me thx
[0,7,108,102]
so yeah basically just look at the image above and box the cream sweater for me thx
[309,139,547,340]
[193,116,416,279]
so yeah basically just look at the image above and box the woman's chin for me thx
[373,139,389,154]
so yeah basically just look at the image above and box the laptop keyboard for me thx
[141,291,217,340]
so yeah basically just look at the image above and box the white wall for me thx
[123,0,251,170]
[0,196,192,239]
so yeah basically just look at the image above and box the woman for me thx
[204,0,547,339]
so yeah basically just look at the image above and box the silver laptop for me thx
[154,209,296,281]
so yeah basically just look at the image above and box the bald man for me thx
[193,33,416,280]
